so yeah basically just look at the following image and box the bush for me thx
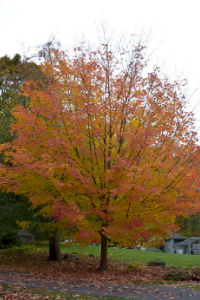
[145,247,163,253]
[4,247,24,255]
[188,266,200,280]
[147,259,166,267]
[156,244,165,251]
[128,262,146,272]
[0,233,23,249]
[165,269,192,281]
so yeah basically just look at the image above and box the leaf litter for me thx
[1,251,200,299]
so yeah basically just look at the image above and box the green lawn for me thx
[20,241,200,269]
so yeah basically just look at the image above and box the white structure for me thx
[164,233,186,254]
[175,237,200,255]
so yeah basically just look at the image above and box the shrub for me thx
[165,269,192,281]
[128,262,146,272]
[145,247,163,253]
[157,244,165,251]
[0,233,23,249]
[147,259,166,267]
[4,247,24,255]
[188,266,200,280]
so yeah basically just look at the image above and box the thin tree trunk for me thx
[48,231,61,261]
[99,233,108,270]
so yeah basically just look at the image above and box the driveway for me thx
[0,269,200,299]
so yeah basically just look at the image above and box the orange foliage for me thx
[0,43,200,268]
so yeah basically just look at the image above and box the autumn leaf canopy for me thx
[0,42,199,247]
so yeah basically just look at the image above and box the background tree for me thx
[0,53,62,252]
[0,54,42,247]
[0,51,73,258]
[176,214,200,237]
[0,54,46,144]
[0,39,200,269]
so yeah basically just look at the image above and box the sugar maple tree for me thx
[0,42,200,270]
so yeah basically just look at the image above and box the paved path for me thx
[1,269,200,299]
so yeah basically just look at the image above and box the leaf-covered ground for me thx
[0,284,145,300]
[0,284,144,300]
[0,250,200,285]
[1,250,200,299]
[0,284,102,300]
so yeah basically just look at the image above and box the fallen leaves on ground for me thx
[0,285,40,299]
[0,284,104,300]
[0,250,199,286]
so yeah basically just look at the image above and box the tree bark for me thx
[48,231,61,261]
[99,233,108,270]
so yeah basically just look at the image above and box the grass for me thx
[2,242,200,298]
[20,241,200,269]
[178,285,200,290]
[1,284,143,300]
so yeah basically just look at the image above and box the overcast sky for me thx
[1,0,200,129]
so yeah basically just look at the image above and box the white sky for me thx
[1,0,200,129]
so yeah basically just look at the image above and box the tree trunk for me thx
[99,233,108,270]
[48,231,61,261]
